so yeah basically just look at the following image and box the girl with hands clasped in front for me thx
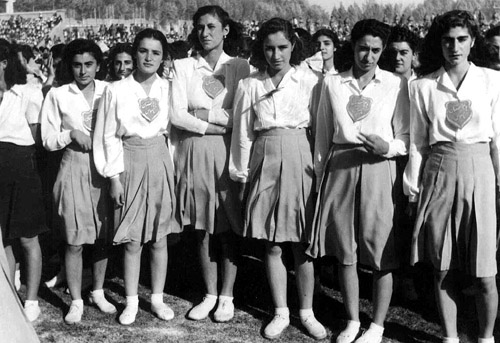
[403,11,499,343]
[93,29,179,326]
[41,39,116,324]
[230,18,326,340]
[307,19,410,343]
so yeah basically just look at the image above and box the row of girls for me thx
[1,6,499,343]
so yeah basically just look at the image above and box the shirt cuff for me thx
[383,140,406,159]
[61,130,73,147]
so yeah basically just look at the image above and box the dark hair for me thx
[188,5,243,57]
[250,17,305,72]
[416,10,481,76]
[350,19,391,47]
[485,25,500,40]
[167,40,191,60]
[18,44,34,63]
[312,28,340,49]
[0,40,26,88]
[132,28,169,76]
[387,25,420,52]
[294,27,314,58]
[107,43,133,80]
[50,43,65,60]
[61,39,103,84]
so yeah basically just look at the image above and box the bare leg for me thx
[220,232,238,297]
[91,244,109,291]
[4,243,16,284]
[434,270,459,338]
[150,237,168,294]
[338,264,360,321]
[372,270,393,326]
[291,243,314,309]
[197,231,218,296]
[265,242,287,308]
[123,241,142,296]
[65,244,83,301]
[475,276,498,338]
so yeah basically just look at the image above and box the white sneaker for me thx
[24,301,41,322]
[15,269,21,291]
[45,269,66,288]
[214,298,234,322]
[151,302,174,321]
[263,313,290,340]
[64,303,83,324]
[119,305,138,326]
[355,327,383,343]
[89,294,117,314]
[301,315,327,340]
[187,296,217,320]
[337,324,361,343]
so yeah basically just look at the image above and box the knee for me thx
[20,236,40,250]
[66,244,83,254]
[124,242,142,255]
[150,238,167,251]
[476,277,497,295]
[266,244,283,257]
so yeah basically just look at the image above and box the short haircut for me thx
[62,39,103,82]
[350,19,391,47]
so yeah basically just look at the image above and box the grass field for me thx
[25,233,497,343]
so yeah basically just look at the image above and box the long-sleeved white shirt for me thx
[403,63,500,202]
[229,66,320,183]
[93,73,170,179]
[0,84,43,146]
[170,52,250,134]
[41,80,107,151]
[314,67,410,184]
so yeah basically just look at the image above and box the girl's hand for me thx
[70,130,92,151]
[110,178,125,207]
[205,123,227,135]
[358,132,389,155]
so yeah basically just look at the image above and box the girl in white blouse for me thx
[307,19,409,343]
[93,29,178,326]
[230,18,326,340]
[170,5,249,323]
[41,39,116,324]
[0,40,45,322]
[403,11,499,343]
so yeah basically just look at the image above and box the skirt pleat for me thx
[243,128,314,243]
[53,147,109,245]
[174,130,241,234]
[412,142,497,277]
[114,135,179,245]
[0,143,46,240]
[306,145,399,271]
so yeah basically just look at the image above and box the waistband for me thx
[257,128,307,137]
[430,142,490,156]
[123,135,167,149]
[0,142,35,153]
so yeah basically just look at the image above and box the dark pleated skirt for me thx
[412,142,497,277]
[0,142,46,240]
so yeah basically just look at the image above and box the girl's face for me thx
[441,26,474,69]
[317,35,335,62]
[135,37,163,76]
[196,13,229,53]
[113,52,133,79]
[388,41,414,76]
[353,34,384,74]
[71,52,99,88]
[263,31,293,74]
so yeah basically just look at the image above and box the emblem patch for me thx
[202,74,225,99]
[445,100,472,130]
[82,109,98,131]
[346,95,372,122]
[138,97,160,122]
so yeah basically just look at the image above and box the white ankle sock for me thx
[151,293,163,306]
[275,307,289,317]
[126,295,139,307]
[368,322,384,335]
[478,338,494,343]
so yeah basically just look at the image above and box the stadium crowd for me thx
[3,4,500,343]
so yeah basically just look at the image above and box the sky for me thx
[308,0,426,13]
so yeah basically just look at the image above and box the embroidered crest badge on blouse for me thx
[139,97,160,122]
[445,100,472,130]
[202,74,225,99]
[346,95,372,122]
[82,109,98,131]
